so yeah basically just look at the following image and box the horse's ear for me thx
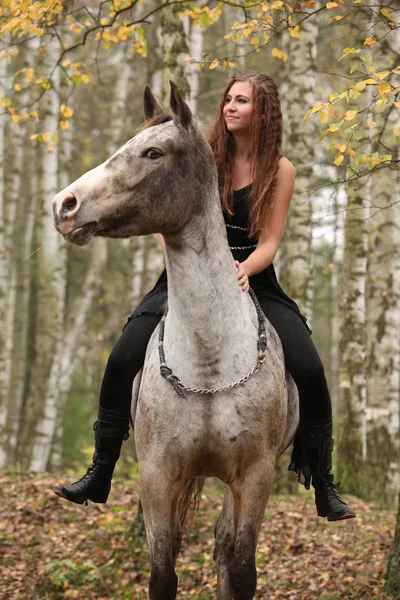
[143,86,164,121]
[169,80,193,129]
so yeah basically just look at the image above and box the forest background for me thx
[0,0,399,598]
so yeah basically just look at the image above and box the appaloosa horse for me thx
[52,82,299,600]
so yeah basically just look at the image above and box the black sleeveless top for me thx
[127,185,311,335]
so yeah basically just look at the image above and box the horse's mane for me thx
[140,113,173,131]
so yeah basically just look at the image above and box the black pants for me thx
[99,298,332,423]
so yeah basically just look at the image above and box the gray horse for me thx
[52,82,299,600]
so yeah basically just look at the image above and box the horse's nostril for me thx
[62,193,78,217]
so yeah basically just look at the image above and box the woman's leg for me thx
[257,298,355,521]
[99,313,162,417]
[54,313,161,505]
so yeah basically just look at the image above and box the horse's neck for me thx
[164,196,253,354]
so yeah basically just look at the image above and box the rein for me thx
[158,286,267,399]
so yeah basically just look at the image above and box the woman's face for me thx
[223,80,254,135]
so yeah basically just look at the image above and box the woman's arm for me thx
[242,158,295,278]
[155,233,165,253]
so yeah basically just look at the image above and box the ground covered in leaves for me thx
[0,472,396,599]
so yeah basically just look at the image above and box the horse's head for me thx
[52,81,217,246]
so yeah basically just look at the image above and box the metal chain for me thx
[158,286,268,399]
[226,223,248,231]
[229,244,257,250]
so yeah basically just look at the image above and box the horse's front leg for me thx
[214,485,236,600]
[140,468,185,600]
[228,458,275,600]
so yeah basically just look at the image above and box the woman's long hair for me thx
[206,71,283,240]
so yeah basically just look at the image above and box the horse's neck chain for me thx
[158,287,267,399]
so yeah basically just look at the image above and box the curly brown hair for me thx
[206,70,283,240]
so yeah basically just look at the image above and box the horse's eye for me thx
[145,148,162,159]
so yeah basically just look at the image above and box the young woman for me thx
[55,70,355,522]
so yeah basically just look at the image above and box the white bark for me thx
[337,176,368,495]
[25,38,65,470]
[280,11,319,325]
[365,95,400,503]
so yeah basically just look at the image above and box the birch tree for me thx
[336,175,369,496]
[279,7,319,324]
[21,37,65,470]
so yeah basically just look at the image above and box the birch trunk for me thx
[1,43,38,468]
[330,189,341,416]
[19,38,65,470]
[279,11,318,325]
[336,177,368,496]
[272,14,318,493]
[365,101,400,504]
[161,3,190,104]
[187,12,203,118]
[0,38,9,454]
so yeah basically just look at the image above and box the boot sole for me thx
[54,489,87,505]
[317,507,356,520]
[54,488,108,505]
[327,512,356,522]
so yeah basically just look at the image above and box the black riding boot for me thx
[54,407,130,505]
[289,417,356,522]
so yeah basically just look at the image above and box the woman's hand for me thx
[234,260,249,292]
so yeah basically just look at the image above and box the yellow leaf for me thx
[303,1,316,5]
[14,83,21,91]
[100,17,109,25]
[338,144,346,152]
[209,59,219,70]
[394,102,400,108]
[343,47,356,53]
[380,7,392,19]
[271,47,288,61]
[375,71,390,80]
[354,81,367,91]
[329,15,344,22]
[345,109,358,120]
[364,37,376,45]
[25,67,34,82]
[363,78,378,84]
[347,146,355,157]
[326,1,338,7]
[318,111,328,123]
[183,56,194,64]
[289,25,299,37]
[378,81,391,95]
[60,105,73,117]
[60,120,69,130]
[11,113,20,122]
[367,120,377,128]
[334,153,344,166]
[81,74,90,84]
[365,64,376,72]
[327,121,343,132]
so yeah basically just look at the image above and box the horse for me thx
[52,81,299,600]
